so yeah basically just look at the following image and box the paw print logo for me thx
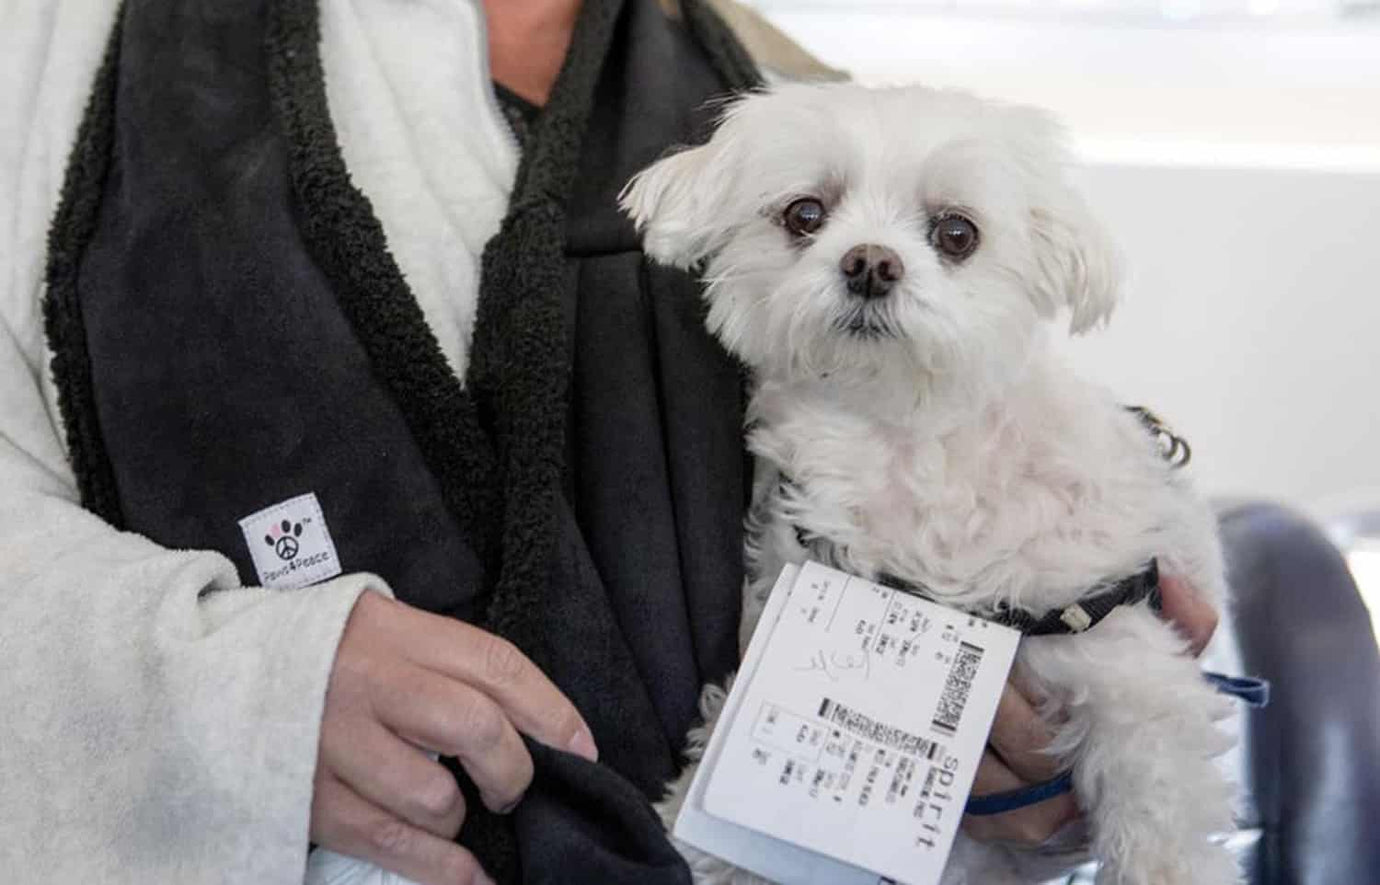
[264,519,303,561]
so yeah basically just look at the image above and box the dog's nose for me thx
[839,244,904,299]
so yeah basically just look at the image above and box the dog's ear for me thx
[1027,180,1122,334]
[619,135,739,270]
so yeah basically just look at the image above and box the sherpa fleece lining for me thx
[267,0,504,568]
[41,1,125,525]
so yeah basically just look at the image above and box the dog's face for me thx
[621,84,1120,385]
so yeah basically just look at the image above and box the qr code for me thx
[932,641,984,735]
[819,698,943,760]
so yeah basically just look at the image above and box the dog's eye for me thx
[930,214,980,261]
[782,198,826,237]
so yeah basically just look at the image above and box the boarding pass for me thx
[674,561,1021,885]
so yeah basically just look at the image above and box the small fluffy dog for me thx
[621,83,1236,885]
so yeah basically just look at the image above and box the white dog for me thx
[620,83,1237,885]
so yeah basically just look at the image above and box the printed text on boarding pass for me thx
[696,561,1021,885]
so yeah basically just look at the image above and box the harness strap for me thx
[1203,671,1271,707]
[965,771,1075,817]
[876,560,1163,638]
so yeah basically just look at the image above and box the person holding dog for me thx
[0,1,1219,883]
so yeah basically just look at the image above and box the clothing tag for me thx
[676,561,1020,885]
[238,492,342,590]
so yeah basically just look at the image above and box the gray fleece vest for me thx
[44,0,758,881]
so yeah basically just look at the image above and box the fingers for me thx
[311,773,493,885]
[319,717,466,836]
[384,601,599,761]
[1158,572,1219,656]
[374,664,535,813]
[963,750,1079,847]
[986,684,1061,783]
[318,592,597,881]
[969,683,1078,847]
[970,745,1027,796]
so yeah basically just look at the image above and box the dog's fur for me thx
[620,83,1236,885]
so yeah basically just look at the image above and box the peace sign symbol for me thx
[275,535,300,560]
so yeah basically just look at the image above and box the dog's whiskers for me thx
[833,300,902,340]
[701,269,755,286]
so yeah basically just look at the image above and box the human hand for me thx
[962,572,1218,846]
[310,591,599,885]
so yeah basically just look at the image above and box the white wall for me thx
[1064,162,1380,513]
[753,6,1380,516]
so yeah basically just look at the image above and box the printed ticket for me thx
[675,561,1020,885]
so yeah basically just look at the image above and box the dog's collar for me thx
[782,473,1161,636]
[876,560,1162,637]
[777,402,1189,636]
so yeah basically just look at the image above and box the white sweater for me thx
[0,1,517,881]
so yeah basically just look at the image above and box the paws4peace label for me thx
[238,492,342,590]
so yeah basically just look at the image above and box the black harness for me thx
[878,560,1162,637]
[783,403,1190,638]
[777,408,1268,819]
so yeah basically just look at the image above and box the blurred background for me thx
[747,0,1380,629]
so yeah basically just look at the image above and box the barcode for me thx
[818,698,942,760]
[932,641,984,734]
